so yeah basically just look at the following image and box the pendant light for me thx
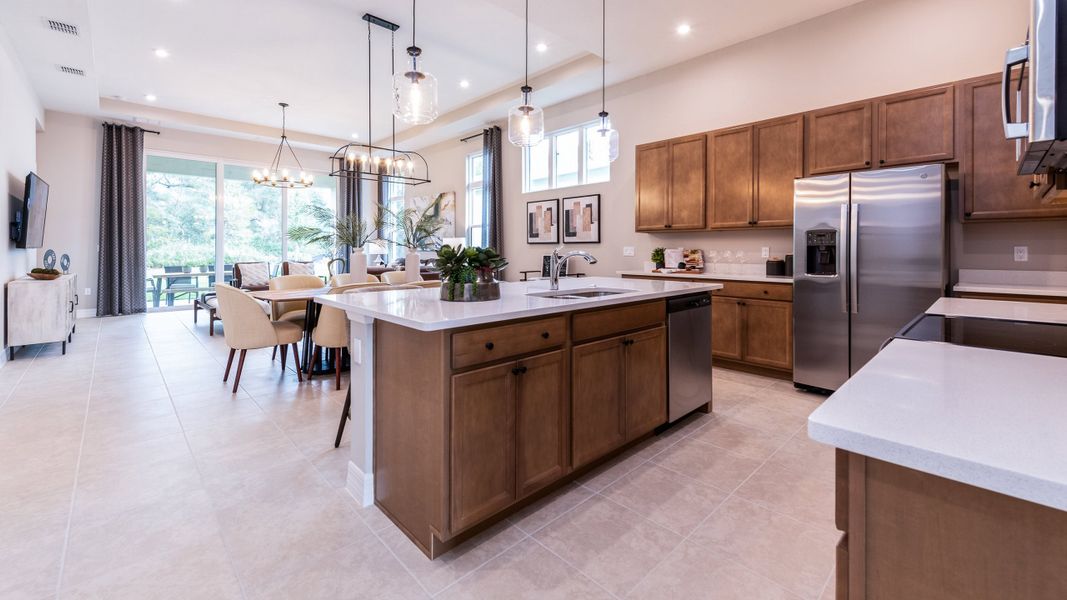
[252,102,314,188]
[393,0,438,124]
[588,0,619,163]
[507,0,544,147]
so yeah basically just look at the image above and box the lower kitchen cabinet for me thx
[623,326,667,440]
[515,350,569,498]
[711,284,793,376]
[742,299,793,370]
[711,296,743,360]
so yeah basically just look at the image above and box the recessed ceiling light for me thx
[459,79,470,88]
[144,94,157,102]
[676,23,691,36]
[535,42,548,53]
[153,48,169,58]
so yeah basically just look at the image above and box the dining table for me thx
[249,286,335,375]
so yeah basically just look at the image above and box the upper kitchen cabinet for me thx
[635,134,706,231]
[959,73,1067,220]
[709,125,754,228]
[877,84,955,167]
[806,101,873,175]
[754,115,804,227]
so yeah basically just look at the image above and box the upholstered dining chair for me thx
[329,273,380,286]
[232,261,271,291]
[268,274,324,324]
[405,280,442,288]
[382,270,422,284]
[214,284,304,393]
[282,260,316,275]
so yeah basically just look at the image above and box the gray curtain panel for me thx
[338,173,361,268]
[482,126,503,250]
[96,123,147,316]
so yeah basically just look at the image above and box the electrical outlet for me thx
[622,246,635,257]
[1014,246,1029,262]
[761,247,770,259]
[84,287,91,296]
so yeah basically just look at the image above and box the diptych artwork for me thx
[527,199,559,244]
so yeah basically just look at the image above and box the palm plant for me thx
[287,204,384,257]
[383,196,446,251]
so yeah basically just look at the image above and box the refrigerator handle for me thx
[1002,44,1029,140]
[840,203,849,314]
[850,204,859,315]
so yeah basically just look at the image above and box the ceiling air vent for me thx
[58,65,86,76]
[47,19,79,36]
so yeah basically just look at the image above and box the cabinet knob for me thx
[864,161,871,166]
[512,365,528,375]
[664,223,673,228]
[541,331,550,339]
[622,338,635,346]
[485,342,494,350]
[879,159,885,165]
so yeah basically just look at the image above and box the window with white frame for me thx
[522,120,611,193]
[465,151,485,247]
[384,180,407,264]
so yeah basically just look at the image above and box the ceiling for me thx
[1,0,867,149]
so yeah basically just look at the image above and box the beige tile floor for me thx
[0,311,836,599]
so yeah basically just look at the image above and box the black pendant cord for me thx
[367,19,372,145]
[391,29,397,161]
[600,0,607,118]
[521,0,531,103]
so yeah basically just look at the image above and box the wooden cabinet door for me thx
[515,350,568,498]
[709,125,755,228]
[742,299,793,370]
[711,296,743,360]
[960,74,1067,220]
[623,326,667,440]
[668,134,707,229]
[807,101,873,175]
[754,115,803,227]
[877,85,954,167]
[571,336,626,468]
[450,362,516,533]
[635,141,670,230]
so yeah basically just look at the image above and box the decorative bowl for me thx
[28,272,61,281]
[440,280,501,302]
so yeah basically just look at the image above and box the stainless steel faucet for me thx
[549,246,598,290]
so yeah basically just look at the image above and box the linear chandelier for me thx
[330,13,431,186]
[253,102,314,188]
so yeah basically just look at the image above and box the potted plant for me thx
[651,247,666,270]
[383,197,447,282]
[436,244,508,302]
[287,204,384,283]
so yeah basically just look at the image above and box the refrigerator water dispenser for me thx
[805,230,837,276]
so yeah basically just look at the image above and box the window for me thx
[383,180,407,263]
[144,154,335,310]
[465,151,485,247]
[522,120,611,192]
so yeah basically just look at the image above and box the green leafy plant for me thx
[383,197,446,251]
[287,203,384,256]
[651,247,666,267]
[31,268,60,275]
[436,244,508,300]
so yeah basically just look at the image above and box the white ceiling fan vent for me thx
[46,19,79,36]
[58,65,86,76]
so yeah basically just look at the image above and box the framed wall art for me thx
[562,194,600,243]
[526,199,559,244]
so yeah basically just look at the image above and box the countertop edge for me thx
[807,419,1067,511]
[616,270,794,285]
[953,283,1067,298]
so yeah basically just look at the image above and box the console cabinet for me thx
[6,274,78,359]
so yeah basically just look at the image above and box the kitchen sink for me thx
[528,287,634,300]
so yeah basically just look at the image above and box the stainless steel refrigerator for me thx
[792,163,947,392]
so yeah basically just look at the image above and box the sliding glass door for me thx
[144,154,335,311]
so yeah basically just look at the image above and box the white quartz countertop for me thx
[808,338,1067,511]
[927,297,1067,324]
[315,276,722,331]
[616,270,794,285]
[953,269,1067,298]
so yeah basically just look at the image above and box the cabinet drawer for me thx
[714,281,793,301]
[572,301,665,343]
[452,317,566,370]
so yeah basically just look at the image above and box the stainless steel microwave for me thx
[1003,0,1067,175]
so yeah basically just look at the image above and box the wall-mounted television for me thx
[16,172,48,249]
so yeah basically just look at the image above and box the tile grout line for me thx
[0,343,44,411]
[52,322,103,600]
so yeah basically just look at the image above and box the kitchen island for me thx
[808,298,1067,598]
[317,276,721,558]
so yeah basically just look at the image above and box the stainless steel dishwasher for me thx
[667,293,713,422]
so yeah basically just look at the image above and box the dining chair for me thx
[232,262,271,291]
[329,273,380,286]
[282,260,316,276]
[214,284,304,393]
[405,280,442,288]
[309,286,352,390]
[267,273,323,364]
[382,270,421,284]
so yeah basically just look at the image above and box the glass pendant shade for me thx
[508,101,544,147]
[393,64,439,125]
[589,116,619,163]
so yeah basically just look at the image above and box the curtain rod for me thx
[460,130,485,143]
[102,122,161,135]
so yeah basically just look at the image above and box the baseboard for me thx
[344,461,374,508]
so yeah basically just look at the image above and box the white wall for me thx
[35,111,338,312]
[1,25,45,351]
[417,0,1058,280]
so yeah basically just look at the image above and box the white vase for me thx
[405,250,422,282]
[350,247,368,284]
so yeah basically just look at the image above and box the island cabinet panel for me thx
[515,350,568,498]
[806,101,873,175]
[876,84,954,167]
[708,125,755,228]
[959,73,1067,220]
[754,115,804,227]
[571,336,627,469]
[450,363,517,533]
[741,299,793,371]
[668,134,708,229]
[572,300,665,343]
[452,316,566,370]
[711,296,743,360]
[838,452,1067,599]
[635,141,671,231]
[623,326,667,440]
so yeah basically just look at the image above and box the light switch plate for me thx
[622,246,635,257]
[761,247,770,259]
[1014,246,1029,262]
